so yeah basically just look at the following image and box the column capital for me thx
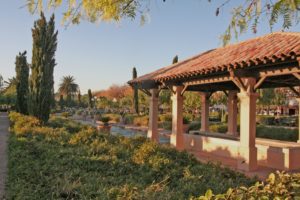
[237,91,259,100]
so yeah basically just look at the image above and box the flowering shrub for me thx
[193,172,300,200]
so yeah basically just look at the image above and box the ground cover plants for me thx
[6,112,255,199]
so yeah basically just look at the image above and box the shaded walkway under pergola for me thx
[129,32,300,173]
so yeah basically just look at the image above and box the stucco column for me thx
[170,86,184,150]
[227,90,238,136]
[237,77,258,171]
[147,89,159,142]
[297,98,300,143]
[200,92,209,133]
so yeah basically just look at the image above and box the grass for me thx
[6,112,255,199]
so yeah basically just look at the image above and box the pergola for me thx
[128,32,300,172]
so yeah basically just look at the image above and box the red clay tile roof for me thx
[129,32,300,84]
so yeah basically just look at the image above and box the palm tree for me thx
[58,76,79,102]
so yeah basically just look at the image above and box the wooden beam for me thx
[230,77,246,91]
[254,76,267,90]
[258,66,300,77]
[223,90,228,97]
[183,74,231,86]
[139,89,151,96]
[292,72,300,80]
[181,84,189,96]
[289,86,300,97]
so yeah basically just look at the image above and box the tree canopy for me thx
[26,0,300,44]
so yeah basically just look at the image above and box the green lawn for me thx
[6,112,254,199]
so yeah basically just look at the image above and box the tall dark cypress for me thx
[88,89,93,109]
[78,90,81,105]
[172,55,178,64]
[132,67,139,115]
[15,51,29,114]
[29,12,58,123]
[59,95,64,110]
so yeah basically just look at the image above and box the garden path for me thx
[0,112,8,199]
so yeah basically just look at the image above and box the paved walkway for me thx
[0,112,8,199]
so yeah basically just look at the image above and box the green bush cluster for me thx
[193,172,300,200]
[159,114,172,122]
[103,113,120,122]
[257,115,298,127]
[133,115,149,126]
[209,124,228,133]
[7,112,255,199]
[256,115,275,125]
[257,125,298,142]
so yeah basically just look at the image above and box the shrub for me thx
[159,121,172,130]
[61,112,70,118]
[209,124,228,133]
[193,172,300,200]
[133,116,149,126]
[256,125,298,142]
[76,110,83,115]
[69,127,98,145]
[123,114,137,124]
[183,115,190,124]
[256,115,275,125]
[100,116,110,125]
[159,114,172,122]
[104,113,120,122]
[188,122,201,132]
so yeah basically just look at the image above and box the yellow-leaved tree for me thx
[26,0,300,45]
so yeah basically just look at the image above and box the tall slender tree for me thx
[78,90,81,105]
[59,94,64,110]
[88,89,93,109]
[132,67,139,115]
[172,55,178,64]
[15,51,29,114]
[29,12,58,123]
[58,75,79,106]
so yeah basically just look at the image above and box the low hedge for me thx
[7,112,256,199]
[256,125,298,142]
[256,115,275,125]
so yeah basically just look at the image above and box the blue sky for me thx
[0,1,299,93]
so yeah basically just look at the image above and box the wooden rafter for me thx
[223,90,228,97]
[181,84,189,96]
[289,86,300,97]
[139,89,151,96]
[254,76,267,90]
[292,72,300,80]
[229,70,246,91]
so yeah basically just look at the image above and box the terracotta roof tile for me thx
[129,32,300,84]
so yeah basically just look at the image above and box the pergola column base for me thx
[238,146,258,171]
[147,89,159,142]
[200,92,210,133]
[170,133,184,150]
[297,98,300,143]
[171,86,184,150]
[227,90,238,136]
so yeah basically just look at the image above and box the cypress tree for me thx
[78,90,81,105]
[59,95,64,110]
[15,51,29,114]
[132,67,139,115]
[88,89,93,108]
[29,12,58,123]
[172,55,178,64]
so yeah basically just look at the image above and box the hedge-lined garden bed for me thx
[6,112,255,199]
